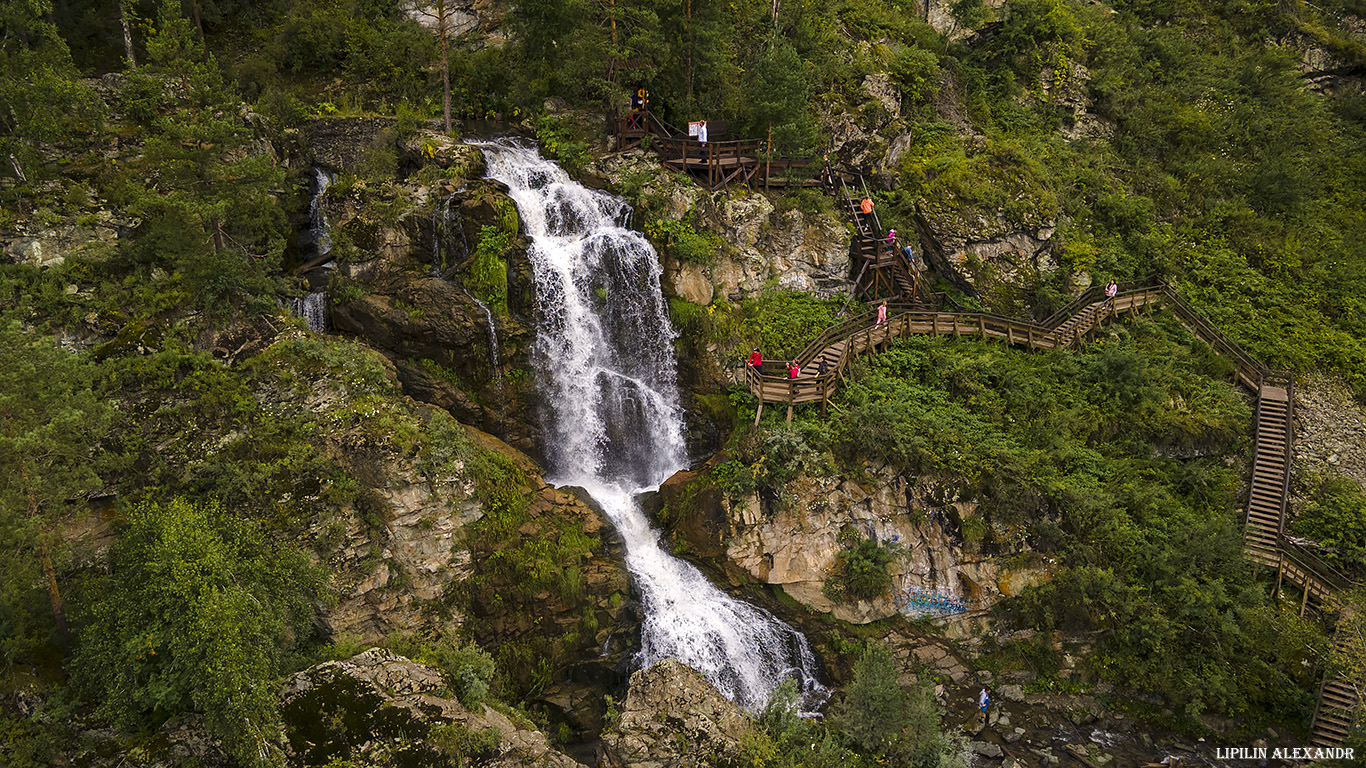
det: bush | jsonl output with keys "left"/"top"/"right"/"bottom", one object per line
{"left": 823, "top": 530, "right": 898, "bottom": 603}
{"left": 466, "top": 225, "right": 510, "bottom": 315}
{"left": 72, "top": 498, "right": 327, "bottom": 766}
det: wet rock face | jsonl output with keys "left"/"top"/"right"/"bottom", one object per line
{"left": 601, "top": 659, "right": 753, "bottom": 768}
{"left": 281, "top": 648, "right": 585, "bottom": 768}
{"left": 330, "top": 259, "right": 541, "bottom": 456}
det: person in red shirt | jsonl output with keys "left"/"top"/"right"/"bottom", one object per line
{"left": 788, "top": 360, "right": 801, "bottom": 396}
{"left": 749, "top": 348, "right": 762, "bottom": 372}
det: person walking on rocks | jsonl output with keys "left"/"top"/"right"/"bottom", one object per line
{"left": 979, "top": 685, "right": 991, "bottom": 724}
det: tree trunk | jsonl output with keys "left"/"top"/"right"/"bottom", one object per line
{"left": 192, "top": 2, "right": 210, "bottom": 63}
{"left": 439, "top": 3, "right": 451, "bottom": 133}
{"left": 40, "top": 543, "right": 68, "bottom": 637}
{"left": 26, "top": 488, "right": 67, "bottom": 638}
{"left": 119, "top": 0, "right": 137, "bottom": 70}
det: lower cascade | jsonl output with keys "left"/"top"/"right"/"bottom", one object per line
{"left": 473, "top": 138, "right": 826, "bottom": 712}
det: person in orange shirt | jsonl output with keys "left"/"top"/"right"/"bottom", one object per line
{"left": 860, "top": 197, "right": 874, "bottom": 215}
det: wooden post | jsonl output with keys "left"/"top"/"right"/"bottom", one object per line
{"left": 766, "top": 124, "right": 772, "bottom": 194}
{"left": 1274, "top": 556, "right": 1285, "bottom": 600}
{"left": 978, "top": 316, "right": 986, "bottom": 339}
{"left": 1301, "top": 574, "right": 1311, "bottom": 617}
{"left": 754, "top": 399, "right": 764, "bottom": 426}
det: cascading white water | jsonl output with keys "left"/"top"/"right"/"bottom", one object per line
{"left": 474, "top": 138, "right": 825, "bottom": 712}
{"left": 308, "top": 168, "right": 334, "bottom": 259}
{"left": 291, "top": 289, "right": 328, "bottom": 333}
{"left": 463, "top": 289, "right": 505, "bottom": 413}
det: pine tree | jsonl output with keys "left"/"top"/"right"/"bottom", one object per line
{"left": 124, "top": 0, "right": 286, "bottom": 311}
{"left": 0, "top": 321, "right": 113, "bottom": 646}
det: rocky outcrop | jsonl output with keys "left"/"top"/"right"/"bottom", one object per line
{"left": 330, "top": 257, "right": 541, "bottom": 454}
{"left": 662, "top": 463, "right": 1051, "bottom": 624}
{"left": 600, "top": 659, "right": 753, "bottom": 768}
{"left": 1, "top": 179, "right": 138, "bottom": 270}
{"left": 280, "top": 648, "right": 584, "bottom": 768}
{"left": 587, "top": 151, "right": 853, "bottom": 302}
{"left": 300, "top": 117, "right": 400, "bottom": 173}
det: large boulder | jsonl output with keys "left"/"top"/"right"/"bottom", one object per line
{"left": 601, "top": 659, "right": 753, "bottom": 768}
{"left": 280, "top": 648, "right": 585, "bottom": 768}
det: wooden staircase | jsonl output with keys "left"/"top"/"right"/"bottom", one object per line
{"left": 745, "top": 278, "right": 1362, "bottom": 743}
{"left": 1245, "top": 381, "right": 1291, "bottom": 567}
{"left": 1313, "top": 623, "right": 1360, "bottom": 748}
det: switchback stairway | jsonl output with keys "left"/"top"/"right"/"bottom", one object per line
{"left": 746, "top": 277, "right": 1361, "bottom": 744}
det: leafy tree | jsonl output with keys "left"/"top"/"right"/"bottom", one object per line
{"left": 72, "top": 498, "right": 327, "bottom": 766}
{"left": 745, "top": 38, "right": 819, "bottom": 156}
{"left": 0, "top": 321, "right": 113, "bottom": 650}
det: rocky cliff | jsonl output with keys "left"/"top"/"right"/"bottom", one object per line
{"left": 658, "top": 460, "right": 1050, "bottom": 625}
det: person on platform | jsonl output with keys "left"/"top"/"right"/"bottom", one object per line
{"left": 1105, "top": 279, "right": 1118, "bottom": 300}
{"left": 749, "top": 347, "right": 762, "bottom": 372}
{"left": 876, "top": 300, "right": 888, "bottom": 328}
{"left": 698, "top": 120, "right": 708, "bottom": 144}
{"left": 788, "top": 360, "right": 801, "bottom": 396}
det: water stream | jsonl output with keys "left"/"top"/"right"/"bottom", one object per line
{"left": 473, "top": 138, "right": 825, "bottom": 712}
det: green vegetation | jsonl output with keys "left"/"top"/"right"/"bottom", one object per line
{"left": 72, "top": 498, "right": 326, "bottom": 765}
{"left": 467, "top": 225, "right": 512, "bottom": 315}
{"left": 823, "top": 530, "right": 900, "bottom": 603}
{"left": 822, "top": 326, "right": 1318, "bottom": 733}
{"left": 1292, "top": 473, "right": 1366, "bottom": 576}
{"left": 736, "top": 646, "right": 968, "bottom": 767}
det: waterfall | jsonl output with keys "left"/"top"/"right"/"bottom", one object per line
{"left": 290, "top": 289, "right": 328, "bottom": 333}
{"left": 432, "top": 189, "right": 466, "bottom": 277}
{"left": 473, "top": 138, "right": 826, "bottom": 712}
{"left": 306, "top": 168, "right": 334, "bottom": 260}
{"left": 464, "top": 289, "right": 505, "bottom": 415}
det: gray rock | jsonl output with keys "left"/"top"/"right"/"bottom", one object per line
{"left": 971, "top": 741, "right": 1004, "bottom": 758}
{"left": 601, "top": 659, "right": 753, "bottom": 768}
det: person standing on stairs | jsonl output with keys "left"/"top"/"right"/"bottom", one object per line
{"left": 886, "top": 228, "right": 897, "bottom": 245}
{"left": 817, "top": 357, "right": 828, "bottom": 377}
{"left": 876, "top": 300, "right": 888, "bottom": 328}
{"left": 860, "top": 196, "right": 874, "bottom": 216}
